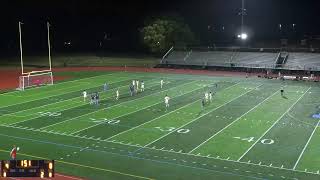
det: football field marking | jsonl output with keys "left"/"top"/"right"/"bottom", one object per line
{"left": 237, "top": 87, "right": 311, "bottom": 162}
{"left": 0, "top": 148, "right": 154, "bottom": 180}
{"left": 292, "top": 119, "right": 320, "bottom": 170}
{"left": 41, "top": 80, "right": 196, "bottom": 132}
{"left": 6, "top": 78, "right": 160, "bottom": 126}
{"left": 0, "top": 130, "right": 318, "bottom": 177}
{"left": 1, "top": 124, "right": 320, "bottom": 177}
{"left": 69, "top": 81, "right": 203, "bottom": 135}
{"left": 188, "top": 88, "right": 279, "bottom": 153}
{"left": 1, "top": 78, "right": 138, "bottom": 117}
{"left": 107, "top": 82, "right": 239, "bottom": 141}
{"left": 37, "top": 79, "right": 174, "bottom": 130}
{"left": 0, "top": 73, "right": 146, "bottom": 109}
{"left": 0, "top": 72, "right": 123, "bottom": 95}
{"left": 134, "top": 84, "right": 262, "bottom": 152}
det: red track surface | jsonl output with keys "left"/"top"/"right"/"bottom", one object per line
{"left": 0, "top": 66, "right": 254, "bottom": 91}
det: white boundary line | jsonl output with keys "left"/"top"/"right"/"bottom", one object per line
{"left": 237, "top": 87, "right": 311, "bottom": 161}
{"left": 106, "top": 82, "right": 240, "bottom": 141}
{"left": 40, "top": 81, "right": 196, "bottom": 131}
{"left": 293, "top": 119, "right": 320, "bottom": 170}
{"left": 189, "top": 87, "right": 280, "bottom": 153}
{"left": 0, "top": 72, "right": 122, "bottom": 95}
{"left": 70, "top": 81, "right": 203, "bottom": 135}
{"left": 138, "top": 84, "right": 262, "bottom": 149}
{"left": 0, "top": 73, "right": 139, "bottom": 109}
{"left": 0, "top": 78, "right": 136, "bottom": 117}
{"left": 0, "top": 125, "right": 319, "bottom": 176}
{"left": 5, "top": 79, "right": 160, "bottom": 126}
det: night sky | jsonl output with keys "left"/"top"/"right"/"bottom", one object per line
{"left": 0, "top": 0, "right": 319, "bottom": 55}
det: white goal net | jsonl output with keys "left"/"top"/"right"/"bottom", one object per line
{"left": 18, "top": 71, "right": 53, "bottom": 91}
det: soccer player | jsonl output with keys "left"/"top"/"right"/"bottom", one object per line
{"left": 103, "top": 83, "right": 108, "bottom": 92}
{"left": 96, "top": 92, "right": 100, "bottom": 106}
{"left": 280, "top": 87, "right": 284, "bottom": 97}
{"left": 136, "top": 80, "right": 139, "bottom": 92}
{"left": 93, "top": 93, "right": 97, "bottom": 105}
{"left": 164, "top": 95, "right": 170, "bottom": 110}
{"left": 129, "top": 84, "right": 134, "bottom": 96}
{"left": 141, "top": 81, "right": 145, "bottom": 92}
{"left": 161, "top": 79, "right": 164, "bottom": 89}
{"left": 82, "top": 90, "right": 87, "bottom": 102}
{"left": 201, "top": 98, "right": 205, "bottom": 110}
{"left": 10, "top": 145, "right": 17, "bottom": 160}
{"left": 132, "top": 80, "right": 136, "bottom": 93}
{"left": 209, "top": 92, "right": 213, "bottom": 102}
{"left": 205, "top": 92, "right": 209, "bottom": 102}
{"left": 90, "top": 93, "right": 94, "bottom": 105}
{"left": 116, "top": 89, "right": 119, "bottom": 100}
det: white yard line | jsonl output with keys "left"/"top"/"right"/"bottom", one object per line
{"left": 0, "top": 72, "right": 121, "bottom": 95}
{"left": 292, "top": 119, "right": 320, "bottom": 170}
{"left": 1, "top": 78, "right": 134, "bottom": 117}
{"left": 189, "top": 88, "right": 280, "bottom": 153}
{"left": 0, "top": 74, "right": 138, "bottom": 109}
{"left": 0, "top": 126, "right": 318, "bottom": 176}
{"left": 6, "top": 79, "right": 160, "bottom": 126}
{"left": 137, "top": 84, "right": 262, "bottom": 149}
{"left": 39, "top": 81, "right": 195, "bottom": 130}
{"left": 237, "top": 87, "right": 311, "bottom": 161}
{"left": 0, "top": 73, "right": 147, "bottom": 109}
{"left": 107, "top": 82, "right": 240, "bottom": 141}
{"left": 70, "top": 81, "right": 201, "bottom": 135}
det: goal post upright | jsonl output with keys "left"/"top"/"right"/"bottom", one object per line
{"left": 47, "top": 22, "right": 52, "bottom": 71}
{"left": 17, "top": 21, "right": 54, "bottom": 91}
{"left": 19, "top": 21, "right": 24, "bottom": 75}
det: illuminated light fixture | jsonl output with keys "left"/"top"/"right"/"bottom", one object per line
{"left": 240, "top": 33, "right": 248, "bottom": 40}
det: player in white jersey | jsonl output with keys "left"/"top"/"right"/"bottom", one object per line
{"left": 82, "top": 90, "right": 87, "bottom": 102}
{"left": 116, "top": 89, "right": 119, "bottom": 100}
{"left": 136, "top": 80, "right": 139, "bottom": 92}
{"left": 205, "top": 92, "right": 209, "bottom": 102}
{"left": 164, "top": 95, "right": 170, "bottom": 111}
{"left": 160, "top": 79, "right": 164, "bottom": 89}
{"left": 209, "top": 92, "right": 213, "bottom": 102}
{"left": 141, "top": 81, "right": 145, "bottom": 92}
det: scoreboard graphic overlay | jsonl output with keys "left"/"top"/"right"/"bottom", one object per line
{"left": 0, "top": 160, "right": 54, "bottom": 178}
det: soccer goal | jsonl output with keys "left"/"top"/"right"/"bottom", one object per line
{"left": 18, "top": 71, "right": 53, "bottom": 90}
{"left": 17, "top": 22, "right": 53, "bottom": 91}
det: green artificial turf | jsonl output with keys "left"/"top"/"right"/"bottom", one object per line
{"left": 0, "top": 70, "right": 320, "bottom": 180}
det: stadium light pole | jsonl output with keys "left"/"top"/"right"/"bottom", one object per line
{"left": 238, "top": 0, "right": 247, "bottom": 41}
{"left": 47, "top": 22, "right": 52, "bottom": 71}
{"left": 18, "top": 21, "right": 24, "bottom": 75}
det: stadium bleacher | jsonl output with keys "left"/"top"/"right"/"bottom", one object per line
{"left": 233, "top": 52, "right": 278, "bottom": 67}
{"left": 162, "top": 48, "right": 320, "bottom": 71}
{"left": 285, "top": 53, "right": 320, "bottom": 70}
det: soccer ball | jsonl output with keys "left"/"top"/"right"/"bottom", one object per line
{"left": 17, "top": 147, "right": 20, "bottom": 151}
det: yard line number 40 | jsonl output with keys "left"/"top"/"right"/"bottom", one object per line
{"left": 233, "top": 136, "right": 274, "bottom": 145}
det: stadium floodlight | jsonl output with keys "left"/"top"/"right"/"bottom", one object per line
{"left": 240, "top": 33, "right": 248, "bottom": 40}
{"left": 237, "top": 33, "right": 248, "bottom": 40}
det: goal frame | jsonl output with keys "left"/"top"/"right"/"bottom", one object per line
{"left": 17, "top": 22, "right": 53, "bottom": 91}
{"left": 18, "top": 71, "right": 53, "bottom": 91}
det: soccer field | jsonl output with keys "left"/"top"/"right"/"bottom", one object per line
{"left": 1, "top": 70, "right": 320, "bottom": 180}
